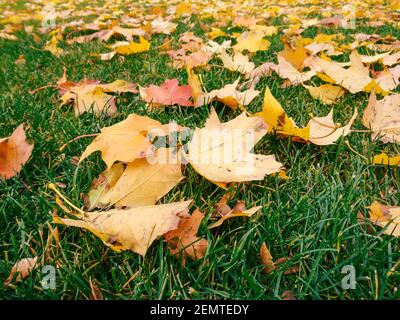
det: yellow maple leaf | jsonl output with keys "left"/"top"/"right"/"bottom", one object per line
{"left": 371, "top": 153, "right": 400, "bottom": 166}
{"left": 113, "top": 36, "right": 150, "bottom": 55}
{"left": 256, "top": 87, "right": 310, "bottom": 141}
{"left": 233, "top": 31, "right": 270, "bottom": 53}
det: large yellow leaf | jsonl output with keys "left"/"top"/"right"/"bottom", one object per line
{"left": 186, "top": 108, "right": 283, "bottom": 184}
{"left": 54, "top": 200, "right": 192, "bottom": 256}
{"left": 308, "top": 51, "right": 375, "bottom": 94}
{"left": 362, "top": 91, "right": 400, "bottom": 144}
{"left": 233, "top": 31, "right": 270, "bottom": 53}
{"left": 308, "top": 109, "right": 358, "bottom": 145}
{"left": 87, "top": 148, "right": 184, "bottom": 210}
{"left": 79, "top": 114, "right": 179, "bottom": 169}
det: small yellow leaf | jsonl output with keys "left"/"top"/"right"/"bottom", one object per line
{"left": 114, "top": 36, "right": 150, "bottom": 55}
{"left": 303, "top": 84, "right": 345, "bottom": 105}
{"left": 371, "top": 153, "right": 400, "bottom": 166}
{"left": 209, "top": 205, "right": 262, "bottom": 228}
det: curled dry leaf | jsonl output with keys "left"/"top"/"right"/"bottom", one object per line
{"left": 139, "top": 79, "right": 193, "bottom": 107}
{"left": 186, "top": 108, "right": 283, "bottom": 185}
{"left": 0, "top": 125, "right": 34, "bottom": 179}
{"left": 209, "top": 204, "right": 262, "bottom": 228}
{"left": 59, "top": 73, "right": 138, "bottom": 117}
{"left": 53, "top": 200, "right": 192, "bottom": 256}
{"left": 362, "top": 91, "right": 400, "bottom": 144}
{"left": 280, "top": 42, "right": 309, "bottom": 71}
{"left": 4, "top": 257, "right": 38, "bottom": 287}
{"left": 308, "top": 109, "right": 358, "bottom": 146}
{"left": 367, "top": 201, "right": 400, "bottom": 237}
{"left": 89, "top": 279, "right": 104, "bottom": 300}
{"left": 256, "top": 86, "right": 310, "bottom": 141}
{"left": 87, "top": 148, "right": 184, "bottom": 210}
{"left": 187, "top": 67, "right": 203, "bottom": 106}
{"left": 196, "top": 79, "right": 259, "bottom": 109}
{"left": 79, "top": 114, "right": 181, "bottom": 169}
{"left": 273, "top": 55, "right": 316, "bottom": 86}
{"left": 242, "top": 62, "right": 276, "bottom": 89}
{"left": 164, "top": 209, "right": 208, "bottom": 263}
{"left": 260, "top": 242, "right": 275, "bottom": 273}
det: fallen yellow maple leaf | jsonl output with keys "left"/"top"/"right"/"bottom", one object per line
{"left": 51, "top": 186, "right": 192, "bottom": 256}
{"left": 371, "top": 152, "right": 400, "bottom": 166}
{"left": 208, "top": 27, "right": 227, "bottom": 40}
{"left": 87, "top": 148, "right": 184, "bottom": 210}
{"left": 219, "top": 50, "right": 255, "bottom": 75}
{"left": 61, "top": 86, "right": 116, "bottom": 117}
{"left": 273, "top": 55, "right": 316, "bottom": 85}
{"left": 362, "top": 91, "right": 400, "bottom": 144}
{"left": 113, "top": 36, "right": 150, "bottom": 55}
{"left": 79, "top": 114, "right": 181, "bottom": 169}
{"left": 186, "top": 108, "right": 283, "bottom": 185}
{"left": 308, "top": 109, "right": 358, "bottom": 145}
{"left": 303, "top": 84, "right": 345, "bottom": 105}
{"left": 233, "top": 31, "right": 270, "bottom": 53}
{"left": 209, "top": 204, "right": 262, "bottom": 228}
{"left": 257, "top": 86, "right": 357, "bottom": 145}
{"left": 308, "top": 51, "right": 386, "bottom": 94}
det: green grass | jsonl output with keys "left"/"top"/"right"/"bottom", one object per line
{"left": 0, "top": 15, "right": 399, "bottom": 300}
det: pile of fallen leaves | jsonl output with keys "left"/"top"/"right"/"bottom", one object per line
{"left": 1, "top": 0, "right": 400, "bottom": 291}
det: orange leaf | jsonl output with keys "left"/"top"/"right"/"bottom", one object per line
{"left": 0, "top": 125, "right": 34, "bottom": 179}
{"left": 139, "top": 79, "right": 193, "bottom": 107}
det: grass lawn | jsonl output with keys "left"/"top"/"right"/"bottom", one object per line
{"left": 0, "top": 1, "right": 399, "bottom": 300}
